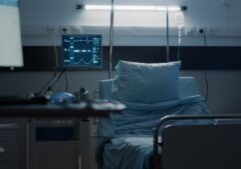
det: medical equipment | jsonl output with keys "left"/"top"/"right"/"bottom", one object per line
{"left": 49, "top": 92, "right": 77, "bottom": 104}
{"left": 61, "top": 34, "right": 102, "bottom": 69}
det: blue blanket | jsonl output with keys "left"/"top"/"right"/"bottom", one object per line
{"left": 101, "top": 95, "right": 213, "bottom": 169}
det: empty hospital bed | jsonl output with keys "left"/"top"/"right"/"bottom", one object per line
{"left": 96, "top": 61, "right": 241, "bottom": 169}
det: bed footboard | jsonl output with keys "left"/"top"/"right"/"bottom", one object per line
{"left": 153, "top": 114, "right": 241, "bottom": 169}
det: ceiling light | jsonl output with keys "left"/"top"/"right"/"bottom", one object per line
{"left": 82, "top": 5, "right": 186, "bottom": 12}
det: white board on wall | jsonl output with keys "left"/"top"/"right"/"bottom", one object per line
{"left": 0, "top": 0, "right": 23, "bottom": 67}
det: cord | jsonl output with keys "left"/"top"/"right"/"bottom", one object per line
{"left": 47, "top": 69, "right": 66, "bottom": 93}
{"left": 223, "top": 1, "right": 230, "bottom": 27}
{"left": 177, "top": 26, "right": 183, "bottom": 61}
{"left": 38, "top": 70, "right": 58, "bottom": 95}
{"left": 200, "top": 29, "right": 209, "bottom": 103}
{"left": 38, "top": 29, "right": 60, "bottom": 95}
{"left": 64, "top": 70, "right": 69, "bottom": 92}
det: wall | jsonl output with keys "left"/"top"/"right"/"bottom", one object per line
{"left": 1, "top": 0, "right": 241, "bottom": 114}
{"left": 19, "top": 0, "right": 241, "bottom": 46}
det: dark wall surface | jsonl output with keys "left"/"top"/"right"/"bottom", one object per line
{"left": 1, "top": 46, "right": 241, "bottom": 71}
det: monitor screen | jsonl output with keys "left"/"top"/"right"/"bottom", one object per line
{"left": 0, "top": 0, "right": 23, "bottom": 67}
{"left": 62, "top": 34, "right": 102, "bottom": 69}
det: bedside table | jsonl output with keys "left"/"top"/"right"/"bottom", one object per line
{"left": 0, "top": 123, "right": 21, "bottom": 169}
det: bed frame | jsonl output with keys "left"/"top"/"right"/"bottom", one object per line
{"left": 98, "top": 77, "right": 241, "bottom": 169}
{"left": 153, "top": 114, "right": 241, "bottom": 169}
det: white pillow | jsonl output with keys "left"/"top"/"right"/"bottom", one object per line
{"left": 112, "top": 60, "right": 181, "bottom": 103}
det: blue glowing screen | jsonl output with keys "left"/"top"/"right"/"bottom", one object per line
{"left": 62, "top": 34, "right": 102, "bottom": 68}
{"left": 0, "top": 0, "right": 18, "bottom": 7}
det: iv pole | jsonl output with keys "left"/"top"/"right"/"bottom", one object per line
{"left": 108, "top": 0, "right": 115, "bottom": 79}
{"left": 166, "top": 7, "right": 170, "bottom": 62}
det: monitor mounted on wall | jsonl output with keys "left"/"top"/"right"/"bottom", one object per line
{"left": 61, "top": 34, "right": 102, "bottom": 69}
{"left": 0, "top": 0, "right": 23, "bottom": 68}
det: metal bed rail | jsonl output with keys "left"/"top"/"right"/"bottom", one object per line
{"left": 153, "top": 114, "right": 241, "bottom": 169}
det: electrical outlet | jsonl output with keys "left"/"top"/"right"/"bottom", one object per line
{"left": 46, "top": 26, "right": 56, "bottom": 34}
{"left": 207, "top": 28, "right": 217, "bottom": 36}
{"left": 70, "top": 26, "right": 79, "bottom": 34}
{"left": 185, "top": 27, "right": 198, "bottom": 36}
{"left": 58, "top": 25, "right": 69, "bottom": 34}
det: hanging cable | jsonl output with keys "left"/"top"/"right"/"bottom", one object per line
{"left": 64, "top": 70, "right": 69, "bottom": 92}
{"left": 38, "top": 30, "right": 60, "bottom": 95}
{"left": 204, "top": 33, "right": 209, "bottom": 104}
{"left": 53, "top": 33, "right": 60, "bottom": 69}
{"left": 176, "top": 8, "right": 186, "bottom": 61}
{"left": 108, "top": 0, "right": 115, "bottom": 79}
{"left": 38, "top": 70, "right": 58, "bottom": 95}
{"left": 177, "top": 25, "right": 183, "bottom": 61}
{"left": 46, "top": 69, "right": 66, "bottom": 93}
{"left": 199, "top": 29, "right": 209, "bottom": 103}
{"left": 221, "top": 0, "right": 230, "bottom": 27}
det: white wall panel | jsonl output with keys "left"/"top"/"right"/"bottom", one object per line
{"left": 19, "top": 0, "right": 241, "bottom": 46}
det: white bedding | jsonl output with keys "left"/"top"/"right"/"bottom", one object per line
{"left": 99, "top": 95, "right": 213, "bottom": 169}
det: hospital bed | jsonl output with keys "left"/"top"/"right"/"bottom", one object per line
{"left": 96, "top": 61, "right": 241, "bottom": 169}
